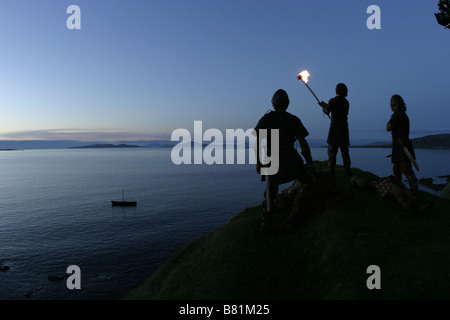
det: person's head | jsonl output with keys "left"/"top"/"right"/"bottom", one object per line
{"left": 271, "top": 89, "right": 290, "bottom": 110}
{"left": 335, "top": 83, "right": 348, "bottom": 97}
{"left": 390, "top": 94, "right": 407, "bottom": 112}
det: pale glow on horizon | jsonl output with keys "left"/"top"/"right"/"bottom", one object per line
{"left": 0, "top": 129, "right": 171, "bottom": 142}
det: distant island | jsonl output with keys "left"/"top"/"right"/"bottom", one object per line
{"left": 0, "top": 134, "right": 448, "bottom": 150}
{"left": 69, "top": 144, "right": 144, "bottom": 149}
{"left": 354, "top": 134, "right": 450, "bottom": 149}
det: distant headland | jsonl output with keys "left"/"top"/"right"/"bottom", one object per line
{"left": 353, "top": 134, "right": 450, "bottom": 149}
{"left": 69, "top": 144, "right": 143, "bottom": 149}
{"left": 0, "top": 134, "right": 448, "bottom": 150}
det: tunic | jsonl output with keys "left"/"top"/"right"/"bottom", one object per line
{"left": 387, "top": 111, "right": 415, "bottom": 162}
{"left": 326, "top": 96, "right": 350, "bottom": 146}
{"left": 254, "top": 110, "right": 309, "bottom": 185}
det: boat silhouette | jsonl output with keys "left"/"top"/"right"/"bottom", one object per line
{"left": 112, "top": 189, "right": 137, "bottom": 207}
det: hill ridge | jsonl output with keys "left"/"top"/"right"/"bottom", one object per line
{"left": 125, "top": 162, "right": 450, "bottom": 300}
{"left": 355, "top": 133, "right": 450, "bottom": 149}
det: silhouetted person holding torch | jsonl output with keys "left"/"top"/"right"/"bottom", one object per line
{"left": 386, "top": 94, "right": 419, "bottom": 195}
{"left": 318, "top": 83, "right": 352, "bottom": 177}
{"left": 254, "top": 89, "right": 315, "bottom": 232}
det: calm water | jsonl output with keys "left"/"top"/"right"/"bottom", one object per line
{"left": 0, "top": 147, "right": 448, "bottom": 300}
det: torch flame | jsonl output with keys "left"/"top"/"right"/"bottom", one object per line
{"left": 298, "top": 70, "right": 310, "bottom": 83}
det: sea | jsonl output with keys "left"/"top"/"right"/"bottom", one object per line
{"left": 0, "top": 146, "right": 449, "bottom": 300}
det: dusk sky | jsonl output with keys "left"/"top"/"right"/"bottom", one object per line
{"left": 0, "top": 0, "right": 449, "bottom": 143}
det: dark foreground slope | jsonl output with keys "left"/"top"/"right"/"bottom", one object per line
{"left": 126, "top": 162, "right": 450, "bottom": 300}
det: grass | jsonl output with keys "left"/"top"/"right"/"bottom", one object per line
{"left": 125, "top": 161, "right": 450, "bottom": 300}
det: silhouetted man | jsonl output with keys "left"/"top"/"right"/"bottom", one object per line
{"left": 386, "top": 94, "right": 418, "bottom": 195}
{"left": 319, "top": 83, "right": 352, "bottom": 177}
{"left": 254, "top": 89, "right": 314, "bottom": 231}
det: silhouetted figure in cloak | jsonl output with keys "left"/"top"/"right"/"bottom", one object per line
{"left": 254, "top": 89, "right": 314, "bottom": 231}
{"left": 386, "top": 94, "right": 418, "bottom": 195}
{"left": 319, "top": 83, "right": 352, "bottom": 177}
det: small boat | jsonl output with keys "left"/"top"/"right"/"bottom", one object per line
{"left": 112, "top": 189, "right": 137, "bottom": 207}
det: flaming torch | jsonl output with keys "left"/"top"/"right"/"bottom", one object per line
{"left": 297, "top": 70, "right": 330, "bottom": 119}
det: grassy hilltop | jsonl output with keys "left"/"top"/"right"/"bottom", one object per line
{"left": 126, "top": 161, "right": 450, "bottom": 300}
